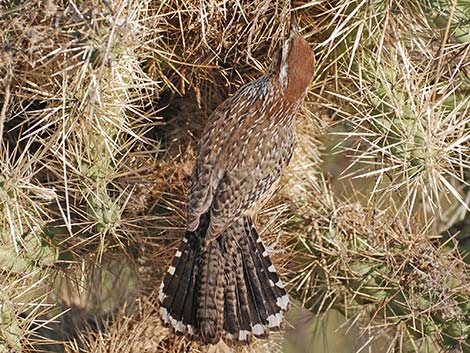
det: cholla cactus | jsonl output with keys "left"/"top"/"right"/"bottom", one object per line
{"left": 1, "top": 0, "right": 470, "bottom": 352}
{"left": 286, "top": 0, "right": 470, "bottom": 352}
{"left": 287, "top": 176, "right": 470, "bottom": 352}
{"left": 1, "top": 0, "right": 157, "bottom": 351}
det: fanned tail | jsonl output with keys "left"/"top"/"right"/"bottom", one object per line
{"left": 159, "top": 215, "right": 289, "bottom": 345}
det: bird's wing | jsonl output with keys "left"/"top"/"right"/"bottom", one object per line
{"left": 187, "top": 75, "right": 293, "bottom": 239}
{"left": 206, "top": 123, "right": 294, "bottom": 239}
{"left": 186, "top": 88, "right": 251, "bottom": 232}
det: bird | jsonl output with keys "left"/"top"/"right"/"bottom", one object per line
{"left": 159, "top": 13, "right": 314, "bottom": 345}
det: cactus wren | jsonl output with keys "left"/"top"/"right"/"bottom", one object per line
{"left": 159, "top": 14, "right": 314, "bottom": 345}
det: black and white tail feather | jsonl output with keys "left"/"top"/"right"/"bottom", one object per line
{"left": 159, "top": 214, "right": 289, "bottom": 345}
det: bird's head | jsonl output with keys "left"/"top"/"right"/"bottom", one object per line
{"left": 270, "top": 14, "right": 314, "bottom": 102}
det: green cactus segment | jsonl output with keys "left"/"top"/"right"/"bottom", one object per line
{"left": 0, "top": 236, "right": 58, "bottom": 274}
{"left": 79, "top": 133, "right": 122, "bottom": 236}
{"left": 426, "top": 0, "right": 470, "bottom": 43}
{"left": 0, "top": 178, "right": 58, "bottom": 347}
{"left": 0, "top": 304, "right": 22, "bottom": 352}
{"left": 65, "top": 23, "right": 151, "bottom": 244}
{"left": 0, "top": 174, "right": 59, "bottom": 274}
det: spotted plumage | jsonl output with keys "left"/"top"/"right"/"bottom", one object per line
{"left": 159, "top": 15, "right": 314, "bottom": 345}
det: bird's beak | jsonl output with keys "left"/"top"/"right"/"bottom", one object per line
{"left": 290, "top": 12, "right": 299, "bottom": 34}
{"left": 278, "top": 12, "right": 299, "bottom": 89}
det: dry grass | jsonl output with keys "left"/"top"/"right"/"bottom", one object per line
{"left": 1, "top": 0, "right": 470, "bottom": 352}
